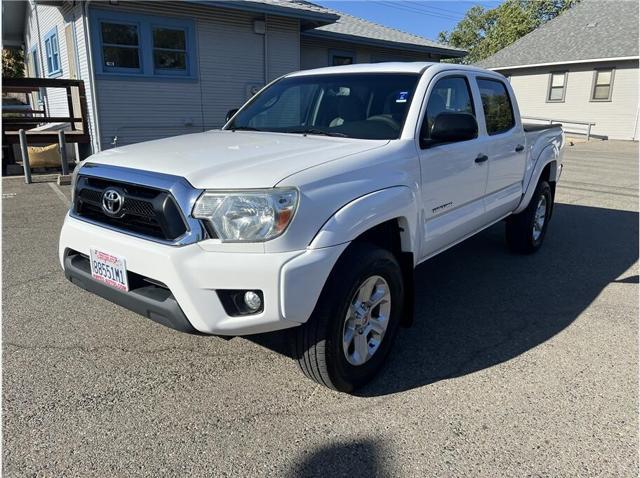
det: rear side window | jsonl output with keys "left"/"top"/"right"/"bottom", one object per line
{"left": 476, "top": 78, "right": 515, "bottom": 135}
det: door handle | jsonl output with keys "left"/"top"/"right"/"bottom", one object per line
{"left": 475, "top": 154, "right": 489, "bottom": 163}
{"left": 515, "top": 144, "right": 524, "bottom": 152}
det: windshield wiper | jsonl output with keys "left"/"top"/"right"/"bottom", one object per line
{"left": 286, "top": 128, "right": 347, "bottom": 138}
{"left": 230, "top": 126, "right": 262, "bottom": 132}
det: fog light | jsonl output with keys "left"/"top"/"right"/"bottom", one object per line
{"left": 244, "top": 291, "right": 262, "bottom": 312}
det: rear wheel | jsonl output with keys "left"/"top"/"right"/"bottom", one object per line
{"left": 293, "top": 243, "right": 404, "bottom": 392}
{"left": 505, "top": 180, "right": 553, "bottom": 254}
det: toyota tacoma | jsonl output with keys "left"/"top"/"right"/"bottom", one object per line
{"left": 59, "top": 62, "right": 564, "bottom": 392}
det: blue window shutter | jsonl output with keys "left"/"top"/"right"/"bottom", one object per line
{"left": 44, "top": 27, "right": 62, "bottom": 77}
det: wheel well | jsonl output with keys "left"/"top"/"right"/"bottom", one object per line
{"left": 540, "top": 162, "right": 557, "bottom": 216}
{"left": 352, "top": 219, "right": 415, "bottom": 327}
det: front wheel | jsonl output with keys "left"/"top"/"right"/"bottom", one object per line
{"left": 293, "top": 243, "right": 404, "bottom": 393}
{"left": 505, "top": 180, "right": 553, "bottom": 254}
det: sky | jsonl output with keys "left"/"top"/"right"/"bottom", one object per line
{"left": 314, "top": 1, "right": 502, "bottom": 41}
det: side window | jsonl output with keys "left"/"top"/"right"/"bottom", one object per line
{"left": 44, "top": 28, "right": 61, "bottom": 77}
{"left": 591, "top": 69, "right": 614, "bottom": 101}
{"left": 547, "top": 72, "right": 567, "bottom": 102}
{"left": 152, "top": 26, "right": 188, "bottom": 74}
{"left": 477, "top": 78, "right": 515, "bottom": 135}
{"left": 330, "top": 50, "right": 355, "bottom": 66}
{"left": 100, "top": 22, "right": 141, "bottom": 71}
{"left": 421, "top": 76, "right": 475, "bottom": 144}
{"left": 92, "top": 12, "right": 197, "bottom": 79}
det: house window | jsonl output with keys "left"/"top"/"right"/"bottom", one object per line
{"left": 153, "top": 27, "right": 187, "bottom": 72}
{"left": 91, "top": 10, "right": 197, "bottom": 79}
{"left": 100, "top": 22, "right": 141, "bottom": 70}
{"left": 547, "top": 72, "right": 567, "bottom": 102}
{"left": 591, "top": 69, "right": 615, "bottom": 101}
{"left": 44, "top": 28, "right": 61, "bottom": 77}
{"left": 329, "top": 49, "right": 355, "bottom": 66}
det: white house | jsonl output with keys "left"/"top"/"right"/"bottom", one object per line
{"left": 478, "top": 0, "right": 639, "bottom": 141}
{"left": 2, "top": 0, "right": 465, "bottom": 154}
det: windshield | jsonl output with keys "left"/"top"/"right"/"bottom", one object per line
{"left": 226, "top": 73, "right": 421, "bottom": 140}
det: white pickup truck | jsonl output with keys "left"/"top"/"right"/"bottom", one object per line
{"left": 59, "top": 62, "right": 563, "bottom": 392}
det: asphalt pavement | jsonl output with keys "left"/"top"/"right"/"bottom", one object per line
{"left": 2, "top": 140, "right": 638, "bottom": 477}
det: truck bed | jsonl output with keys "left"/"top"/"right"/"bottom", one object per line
{"left": 523, "top": 123, "right": 562, "bottom": 133}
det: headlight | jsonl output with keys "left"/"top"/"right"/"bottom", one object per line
{"left": 192, "top": 188, "right": 298, "bottom": 242}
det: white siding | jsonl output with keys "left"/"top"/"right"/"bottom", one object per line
{"left": 89, "top": 2, "right": 300, "bottom": 148}
{"left": 24, "top": 3, "right": 69, "bottom": 116}
{"left": 23, "top": 2, "right": 99, "bottom": 153}
{"left": 504, "top": 60, "right": 639, "bottom": 140}
{"left": 300, "top": 37, "right": 437, "bottom": 70}
{"left": 266, "top": 16, "right": 300, "bottom": 80}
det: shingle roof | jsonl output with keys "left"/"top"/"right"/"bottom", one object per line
{"left": 214, "top": 0, "right": 467, "bottom": 58}
{"left": 304, "top": 9, "right": 467, "bottom": 57}
{"left": 208, "top": 0, "right": 339, "bottom": 24}
{"left": 478, "top": 0, "right": 639, "bottom": 69}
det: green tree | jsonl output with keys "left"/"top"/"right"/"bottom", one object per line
{"left": 438, "top": 0, "right": 578, "bottom": 64}
{"left": 2, "top": 48, "right": 25, "bottom": 78}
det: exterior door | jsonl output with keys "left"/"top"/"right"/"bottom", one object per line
{"left": 417, "top": 73, "right": 491, "bottom": 259}
{"left": 475, "top": 77, "right": 526, "bottom": 221}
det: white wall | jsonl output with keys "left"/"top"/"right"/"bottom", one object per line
{"left": 24, "top": 3, "right": 70, "bottom": 116}
{"left": 23, "top": 2, "right": 98, "bottom": 154}
{"left": 502, "top": 60, "right": 639, "bottom": 140}
{"left": 88, "top": 2, "right": 300, "bottom": 148}
{"left": 300, "top": 37, "right": 438, "bottom": 71}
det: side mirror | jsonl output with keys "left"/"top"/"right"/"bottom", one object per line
{"left": 425, "top": 112, "right": 478, "bottom": 147}
{"left": 225, "top": 108, "right": 239, "bottom": 123}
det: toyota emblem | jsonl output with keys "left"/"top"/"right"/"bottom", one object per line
{"left": 102, "top": 189, "right": 124, "bottom": 216}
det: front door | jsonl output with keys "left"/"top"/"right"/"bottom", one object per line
{"left": 417, "top": 73, "right": 491, "bottom": 259}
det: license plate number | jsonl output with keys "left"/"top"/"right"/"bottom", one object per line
{"left": 89, "top": 248, "right": 129, "bottom": 292}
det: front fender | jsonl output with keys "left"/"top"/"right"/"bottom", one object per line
{"left": 308, "top": 186, "right": 420, "bottom": 255}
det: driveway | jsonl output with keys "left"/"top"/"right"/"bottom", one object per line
{"left": 3, "top": 140, "right": 638, "bottom": 477}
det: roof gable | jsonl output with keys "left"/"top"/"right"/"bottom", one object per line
{"left": 478, "top": 0, "right": 639, "bottom": 69}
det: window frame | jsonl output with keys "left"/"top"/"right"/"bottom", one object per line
{"left": 151, "top": 24, "right": 189, "bottom": 76}
{"left": 418, "top": 74, "right": 478, "bottom": 150}
{"left": 28, "top": 44, "right": 40, "bottom": 77}
{"left": 44, "top": 27, "right": 62, "bottom": 78}
{"left": 476, "top": 76, "right": 516, "bottom": 136}
{"left": 329, "top": 49, "right": 356, "bottom": 66}
{"left": 590, "top": 68, "right": 615, "bottom": 102}
{"left": 546, "top": 71, "right": 567, "bottom": 103}
{"left": 90, "top": 9, "right": 197, "bottom": 80}
{"left": 99, "top": 19, "right": 143, "bottom": 74}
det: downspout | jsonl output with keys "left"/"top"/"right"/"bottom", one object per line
{"left": 633, "top": 103, "right": 640, "bottom": 141}
{"left": 263, "top": 14, "right": 269, "bottom": 84}
{"left": 82, "top": 0, "right": 102, "bottom": 153}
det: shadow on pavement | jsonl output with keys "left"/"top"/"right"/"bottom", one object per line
{"left": 250, "top": 204, "right": 638, "bottom": 396}
{"left": 284, "top": 438, "right": 390, "bottom": 478}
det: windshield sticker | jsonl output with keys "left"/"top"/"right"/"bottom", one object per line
{"left": 396, "top": 91, "right": 409, "bottom": 103}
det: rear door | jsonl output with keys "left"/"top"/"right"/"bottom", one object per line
{"left": 474, "top": 77, "right": 526, "bottom": 221}
{"left": 416, "top": 72, "right": 491, "bottom": 259}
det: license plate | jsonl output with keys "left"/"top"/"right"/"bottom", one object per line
{"left": 89, "top": 248, "right": 129, "bottom": 292}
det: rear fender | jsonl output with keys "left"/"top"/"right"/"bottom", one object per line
{"left": 514, "top": 143, "right": 560, "bottom": 214}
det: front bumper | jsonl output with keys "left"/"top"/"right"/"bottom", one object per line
{"left": 59, "top": 214, "right": 347, "bottom": 335}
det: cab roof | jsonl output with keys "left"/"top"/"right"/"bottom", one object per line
{"left": 286, "top": 62, "right": 496, "bottom": 77}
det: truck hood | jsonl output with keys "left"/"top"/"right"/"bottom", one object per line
{"left": 87, "top": 130, "right": 388, "bottom": 189}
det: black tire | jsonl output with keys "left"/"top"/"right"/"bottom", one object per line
{"left": 293, "top": 242, "right": 404, "bottom": 393}
{"left": 506, "top": 180, "right": 553, "bottom": 254}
